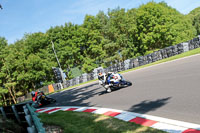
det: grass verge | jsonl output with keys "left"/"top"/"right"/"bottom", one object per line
{"left": 39, "top": 111, "right": 166, "bottom": 133}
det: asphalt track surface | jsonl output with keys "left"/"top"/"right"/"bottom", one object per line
{"left": 47, "top": 54, "right": 200, "bottom": 124}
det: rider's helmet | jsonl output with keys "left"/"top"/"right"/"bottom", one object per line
{"left": 98, "top": 72, "right": 102, "bottom": 76}
{"left": 38, "top": 90, "right": 44, "bottom": 95}
{"left": 98, "top": 72, "right": 103, "bottom": 80}
{"left": 31, "top": 91, "right": 35, "bottom": 97}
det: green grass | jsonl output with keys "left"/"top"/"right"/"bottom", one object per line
{"left": 39, "top": 111, "right": 166, "bottom": 133}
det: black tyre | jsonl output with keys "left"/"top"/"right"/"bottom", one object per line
{"left": 125, "top": 81, "right": 132, "bottom": 86}
{"left": 46, "top": 97, "right": 56, "bottom": 103}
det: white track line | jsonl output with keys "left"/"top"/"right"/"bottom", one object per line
{"left": 151, "top": 122, "right": 188, "bottom": 133}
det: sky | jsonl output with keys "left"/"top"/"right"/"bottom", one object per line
{"left": 0, "top": 0, "right": 200, "bottom": 44}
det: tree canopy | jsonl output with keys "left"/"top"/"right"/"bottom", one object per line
{"left": 187, "top": 7, "right": 200, "bottom": 35}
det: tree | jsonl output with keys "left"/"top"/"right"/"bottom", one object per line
{"left": 134, "top": 2, "right": 196, "bottom": 55}
{"left": 0, "top": 87, "right": 8, "bottom": 106}
{"left": 0, "top": 45, "right": 18, "bottom": 104}
{"left": 0, "top": 37, "right": 7, "bottom": 48}
{"left": 23, "top": 32, "right": 49, "bottom": 54}
{"left": 82, "top": 15, "right": 106, "bottom": 69}
{"left": 0, "top": 37, "right": 8, "bottom": 105}
{"left": 82, "top": 57, "right": 97, "bottom": 73}
{"left": 0, "top": 35, "right": 55, "bottom": 105}
{"left": 97, "top": 8, "right": 137, "bottom": 65}
{"left": 187, "top": 7, "right": 200, "bottom": 35}
{"left": 47, "top": 23, "right": 84, "bottom": 75}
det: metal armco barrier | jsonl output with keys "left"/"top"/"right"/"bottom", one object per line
{"left": 0, "top": 107, "right": 7, "bottom": 119}
{"left": 0, "top": 103, "right": 28, "bottom": 130}
{"left": 24, "top": 104, "right": 45, "bottom": 133}
{"left": 0, "top": 103, "right": 45, "bottom": 133}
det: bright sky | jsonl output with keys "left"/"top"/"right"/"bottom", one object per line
{"left": 0, "top": 0, "right": 200, "bottom": 44}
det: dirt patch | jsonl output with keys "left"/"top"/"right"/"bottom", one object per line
{"left": 44, "top": 125, "right": 63, "bottom": 133}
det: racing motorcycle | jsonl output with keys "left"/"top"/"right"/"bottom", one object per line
{"left": 32, "top": 91, "right": 56, "bottom": 108}
{"left": 98, "top": 72, "right": 132, "bottom": 93}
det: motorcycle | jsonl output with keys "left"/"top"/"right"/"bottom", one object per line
{"left": 32, "top": 92, "right": 56, "bottom": 108}
{"left": 98, "top": 72, "right": 132, "bottom": 93}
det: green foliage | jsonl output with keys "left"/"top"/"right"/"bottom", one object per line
{"left": 24, "top": 32, "right": 49, "bottom": 54}
{"left": 0, "top": 37, "right": 8, "bottom": 49}
{"left": 187, "top": 7, "right": 200, "bottom": 35}
{"left": 0, "top": 87, "right": 8, "bottom": 94}
{"left": 134, "top": 2, "right": 196, "bottom": 55}
{"left": 102, "top": 8, "right": 137, "bottom": 62}
{"left": 82, "top": 57, "right": 97, "bottom": 73}
{"left": 71, "top": 67, "right": 83, "bottom": 78}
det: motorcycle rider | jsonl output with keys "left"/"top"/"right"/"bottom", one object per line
{"left": 98, "top": 72, "right": 123, "bottom": 92}
{"left": 98, "top": 72, "right": 122, "bottom": 86}
{"left": 31, "top": 91, "right": 44, "bottom": 106}
{"left": 98, "top": 72, "right": 106, "bottom": 84}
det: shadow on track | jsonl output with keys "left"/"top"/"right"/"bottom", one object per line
{"left": 127, "top": 97, "right": 171, "bottom": 114}
{"left": 44, "top": 82, "right": 103, "bottom": 107}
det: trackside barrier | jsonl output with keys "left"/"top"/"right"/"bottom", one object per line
{"left": 23, "top": 104, "right": 45, "bottom": 133}
{"left": 0, "top": 104, "right": 28, "bottom": 131}
{"left": 0, "top": 103, "right": 45, "bottom": 133}
{"left": 11, "top": 105, "right": 21, "bottom": 123}
{"left": 0, "top": 107, "right": 7, "bottom": 119}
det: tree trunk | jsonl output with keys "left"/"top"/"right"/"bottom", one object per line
{"left": 3, "top": 94, "right": 7, "bottom": 106}
{"left": 32, "top": 82, "right": 35, "bottom": 90}
{"left": 8, "top": 87, "right": 16, "bottom": 104}
{"left": 2, "top": 94, "right": 7, "bottom": 106}
{"left": 12, "top": 86, "right": 17, "bottom": 100}
{"left": 12, "top": 86, "right": 18, "bottom": 103}
{"left": 9, "top": 96, "right": 12, "bottom": 105}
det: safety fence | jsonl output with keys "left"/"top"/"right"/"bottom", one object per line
{"left": 0, "top": 103, "right": 45, "bottom": 133}
{"left": 24, "top": 104, "right": 45, "bottom": 133}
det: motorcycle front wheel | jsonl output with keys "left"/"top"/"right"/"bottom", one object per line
{"left": 46, "top": 97, "right": 56, "bottom": 103}
{"left": 124, "top": 80, "right": 132, "bottom": 86}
